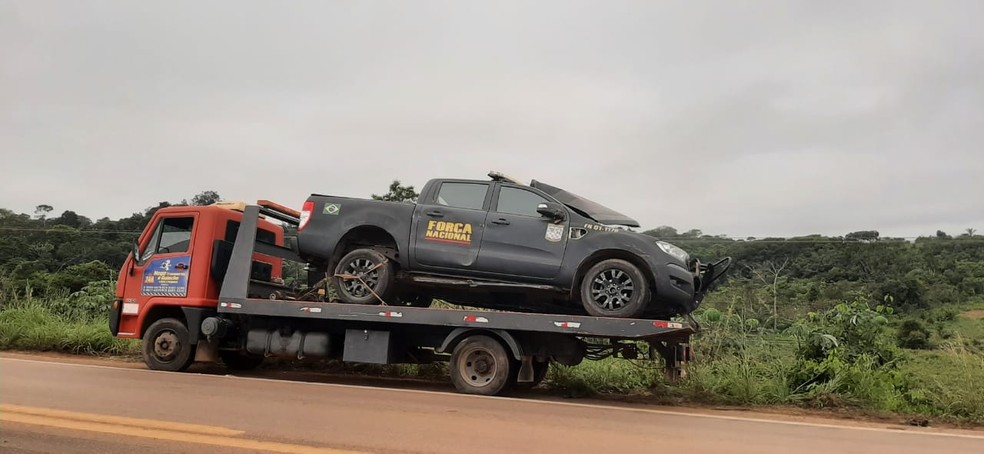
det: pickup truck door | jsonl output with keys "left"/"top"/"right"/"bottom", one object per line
{"left": 475, "top": 185, "right": 568, "bottom": 280}
{"left": 411, "top": 181, "right": 491, "bottom": 271}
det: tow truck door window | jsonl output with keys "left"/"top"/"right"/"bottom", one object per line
{"left": 140, "top": 217, "right": 194, "bottom": 260}
{"left": 156, "top": 217, "right": 194, "bottom": 254}
{"left": 413, "top": 182, "right": 489, "bottom": 271}
{"left": 476, "top": 186, "right": 567, "bottom": 279}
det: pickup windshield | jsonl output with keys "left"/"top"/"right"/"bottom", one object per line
{"left": 530, "top": 180, "right": 640, "bottom": 227}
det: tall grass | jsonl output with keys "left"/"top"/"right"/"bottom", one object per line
{"left": 901, "top": 344, "right": 984, "bottom": 423}
{"left": 0, "top": 303, "right": 138, "bottom": 355}
{"left": 0, "top": 279, "right": 138, "bottom": 355}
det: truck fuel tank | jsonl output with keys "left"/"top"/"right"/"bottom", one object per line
{"left": 245, "top": 329, "right": 331, "bottom": 359}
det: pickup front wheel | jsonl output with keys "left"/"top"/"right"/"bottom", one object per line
{"left": 579, "top": 259, "right": 650, "bottom": 318}
{"left": 333, "top": 248, "right": 395, "bottom": 305}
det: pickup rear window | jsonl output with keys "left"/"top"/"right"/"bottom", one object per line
{"left": 436, "top": 183, "right": 488, "bottom": 210}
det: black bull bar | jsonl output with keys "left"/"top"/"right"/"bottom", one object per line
{"left": 694, "top": 257, "right": 733, "bottom": 306}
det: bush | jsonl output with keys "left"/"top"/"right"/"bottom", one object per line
{"left": 897, "top": 319, "right": 932, "bottom": 349}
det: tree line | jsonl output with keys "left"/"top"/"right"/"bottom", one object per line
{"left": 0, "top": 191, "right": 222, "bottom": 296}
{"left": 1, "top": 183, "right": 981, "bottom": 318}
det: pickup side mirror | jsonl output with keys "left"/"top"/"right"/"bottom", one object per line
{"left": 536, "top": 202, "right": 566, "bottom": 223}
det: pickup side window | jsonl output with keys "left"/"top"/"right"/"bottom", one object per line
{"left": 435, "top": 183, "right": 488, "bottom": 210}
{"left": 495, "top": 187, "right": 549, "bottom": 217}
{"left": 142, "top": 217, "right": 194, "bottom": 260}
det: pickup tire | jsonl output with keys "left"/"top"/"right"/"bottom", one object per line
{"left": 142, "top": 318, "right": 196, "bottom": 372}
{"left": 579, "top": 259, "right": 650, "bottom": 318}
{"left": 333, "top": 248, "right": 395, "bottom": 305}
{"left": 450, "top": 335, "right": 512, "bottom": 396}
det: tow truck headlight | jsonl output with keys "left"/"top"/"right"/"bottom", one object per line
{"left": 656, "top": 241, "right": 689, "bottom": 263}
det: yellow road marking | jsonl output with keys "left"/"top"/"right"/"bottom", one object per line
{"left": 0, "top": 407, "right": 364, "bottom": 454}
{"left": 0, "top": 404, "right": 244, "bottom": 437}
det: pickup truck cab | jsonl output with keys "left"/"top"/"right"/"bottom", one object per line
{"left": 298, "top": 172, "right": 730, "bottom": 319}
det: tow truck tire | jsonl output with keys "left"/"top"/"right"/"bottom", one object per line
{"left": 219, "top": 351, "right": 265, "bottom": 371}
{"left": 142, "top": 318, "right": 196, "bottom": 372}
{"left": 579, "top": 259, "right": 650, "bottom": 318}
{"left": 450, "top": 335, "right": 512, "bottom": 396}
{"left": 333, "top": 248, "right": 395, "bottom": 305}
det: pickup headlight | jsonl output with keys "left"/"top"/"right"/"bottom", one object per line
{"left": 656, "top": 241, "right": 690, "bottom": 264}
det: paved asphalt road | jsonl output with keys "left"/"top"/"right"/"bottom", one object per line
{"left": 1, "top": 356, "right": 982, "bottom": 454}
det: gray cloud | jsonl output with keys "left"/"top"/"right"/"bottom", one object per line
{"left": 2, "top": 0, "right": 982, "bottom": 238}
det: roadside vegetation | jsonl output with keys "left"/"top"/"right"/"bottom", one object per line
{"left": 1, "top": 187, "right": 982, "bottom": 424}
{"left": 0, "top": 280, "right": 137, "bottom": 355}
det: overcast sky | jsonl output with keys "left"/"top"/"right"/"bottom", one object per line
{"left": 2, "top": 1, "right": 982, "bottom": 238}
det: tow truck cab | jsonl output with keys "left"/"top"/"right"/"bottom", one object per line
{"left": 110, "top": 203, "right": 287, "bottom": 341}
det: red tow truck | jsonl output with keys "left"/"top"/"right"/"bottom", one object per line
{"left": 109, "top": 200, "right": 696, "bottom": 395}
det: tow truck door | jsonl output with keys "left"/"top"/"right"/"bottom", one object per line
{"left": 116, "top": 212, "right": 197, "bottom": 337}
{"left": 411, "top": 181, "right": 491, "bottom": 272}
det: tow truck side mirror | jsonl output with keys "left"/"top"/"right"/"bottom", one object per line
{"left": 131, "top": 241, "right": 146, "bottom": 268}
{"left": 536, "top": 202, "right": 566, "bottom": 223}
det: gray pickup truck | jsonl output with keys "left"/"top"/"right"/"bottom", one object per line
{"left": 296, "top": 172, "right": 730, "bottom": 319}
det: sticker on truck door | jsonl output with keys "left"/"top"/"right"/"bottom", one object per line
{"left": 323, "top": 203, "right": 341, "bottom": 215}
{"left": 141, "top": 256, "right": 191, "bottom": 297}
{"left": 424, "top": 221, "right": 474, "bottom": 246}
{"left": 545, "top": 224, "right": 564, "bottom": 242}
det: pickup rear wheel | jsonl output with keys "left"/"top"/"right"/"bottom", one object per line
{"left": 579, "top": 259, "right": 650, "bottom": 318}
{"left": 333, "top": 248, "right": 395, "bottom": 305}
{"left": 142, "top": 318, "right": 196, "bottom": 372}
{"left": 450, "top": 335, "right": 512, "bottom": 396}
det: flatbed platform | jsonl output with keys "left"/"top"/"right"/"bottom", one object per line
{"left": 218, "top": 298, "right": 694, "bottom": 341}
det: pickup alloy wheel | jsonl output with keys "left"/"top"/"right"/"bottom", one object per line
{"left": 333, "top": 248, "right": 395, "bottom": 305}
{"left": 579, "top": 259, "right": 650, "bottom": 318}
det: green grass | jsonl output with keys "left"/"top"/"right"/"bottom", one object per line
{"left": 901, "top": 346, "right": 984, "bottom": 424}
{"left": 0, "top": 303, "right": 138, "bottom": 355}
{"left": 1, "top": 291, "right": 982, "bottom": 425}
{"left": 951, "top": 315, "right": 984, "bottom": 340}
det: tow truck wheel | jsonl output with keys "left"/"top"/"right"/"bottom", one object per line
{"left": 579, "top": 259, "right": 650, "bottom": 318}
{"left": 450, "top": 335, "right": 512, "bottom": 396}
{"left": 333, "top": 248, "right": 395, "bottom": 305}
{"left": 142, "top": 318, "right": 196, "bottom": 372}
{"left": 219, "top": 351, "right": 265, "bottom": 371}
